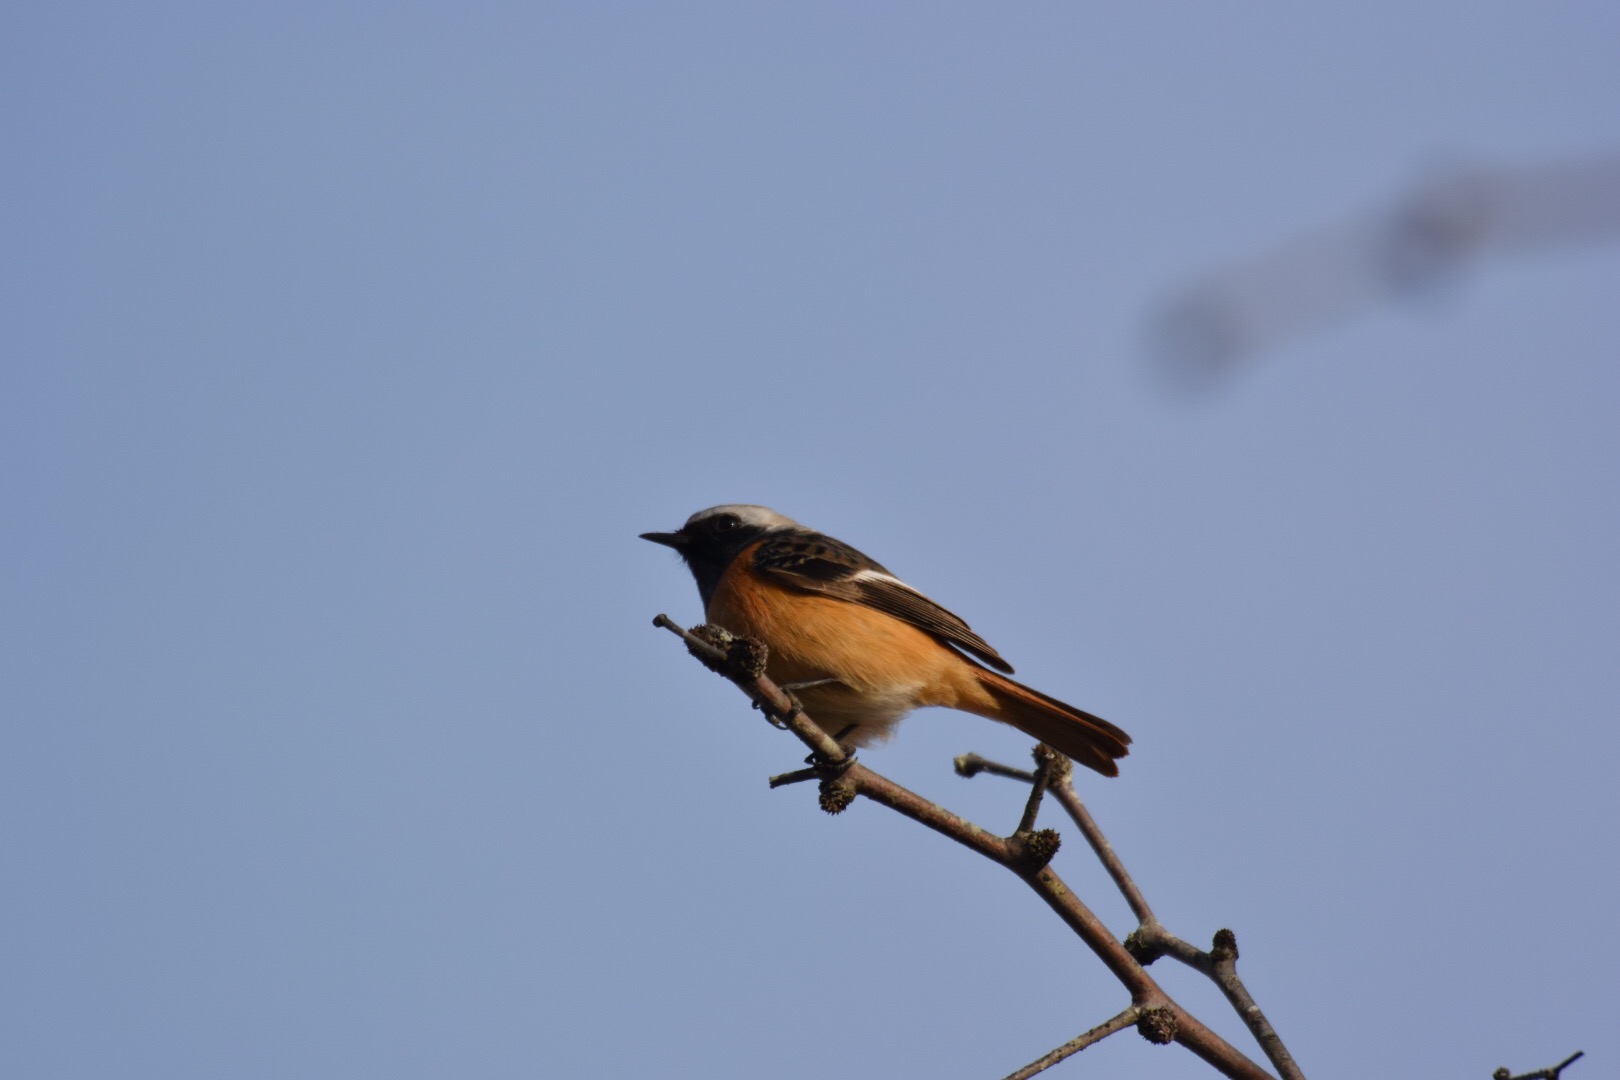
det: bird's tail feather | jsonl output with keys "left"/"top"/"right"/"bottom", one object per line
{"left": 972, "top": 669, "right": 1131, "bottom": 777}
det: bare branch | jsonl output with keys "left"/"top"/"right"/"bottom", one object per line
{"left": 652, "top": 615, "right": 850, "bottom": 766}
{"left": 1050, "top": 776, "right": 1157, "bottom": 926}
{"left": 1014, "top": 745, "right": 1065, "bottom": 835}
{"left": 766, "top": 767, "right": 819, "bottom": 788}
{"left": 955, "top": 752, "right": 1037, "bottom": 783}
{"left": 1494, "top": 1051, "right": 1585, "bottom": 1080}
{"left": 1205, "top": 929, "right": 1301, "bottom": 1080}
{"left": 966, "top": 751, "right": 1306, "bottom": 1080}
{"left": 1001, "top": 1006, "right": 1141, "bottom": 1080}
{"left": 654, "top": 614, "right": 1279, "bottom": 1080}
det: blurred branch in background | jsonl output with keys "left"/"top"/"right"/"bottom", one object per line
{"left": 653, "top": 614, "right": 1297, "bottom": 1080}
{"left": 1146, "top": 149, "right": 1620, "bottom": 392}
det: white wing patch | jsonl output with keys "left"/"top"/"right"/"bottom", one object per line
{"left": 851, "top": 568, "right": 916, "bottom": 590}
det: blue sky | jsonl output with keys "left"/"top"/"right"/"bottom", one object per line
{"left": 4, "top": 5, "right": 1617, "bottom": 1078}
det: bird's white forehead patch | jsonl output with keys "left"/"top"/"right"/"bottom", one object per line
{"left": 686, "top": 504, "right": 800, "bottom": 530}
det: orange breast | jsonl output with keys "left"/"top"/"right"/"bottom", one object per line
{"left": 705, "top": 549, "right": 995, "bottom": 738}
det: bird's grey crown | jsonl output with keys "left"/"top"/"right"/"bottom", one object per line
{"left": 686, "top": 504, "right": 800, "bottom": 531}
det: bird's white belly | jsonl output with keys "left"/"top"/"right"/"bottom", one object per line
{"left": 794, "top": 679, "right": 926, "bottom": 746}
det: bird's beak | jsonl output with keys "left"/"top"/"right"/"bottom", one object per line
{"left": 640, "top": 530, "right": 687, "bottom": 550}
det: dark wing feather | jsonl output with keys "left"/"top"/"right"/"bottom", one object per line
{"left": 752, "top": 534, "right": 1015, "bottom": 673}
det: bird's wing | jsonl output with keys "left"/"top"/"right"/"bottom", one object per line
{"left": 751, "top": 533, "right": 1015, "bottom": 673}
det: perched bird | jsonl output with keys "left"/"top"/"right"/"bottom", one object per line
{"left": 642, "top": 505, "right": 1130, "bottom": 776}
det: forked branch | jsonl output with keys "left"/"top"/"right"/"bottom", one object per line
{"left": 653, "top": 614, "right": 1280, "bottom": 1079}
{"left": 958, "top": 755, "right": 1302, "bottom": 1080}
{"left": 1494, "top": 1051, "right": 1585, "bottom": 1080}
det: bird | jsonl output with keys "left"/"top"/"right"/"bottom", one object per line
{"left": 641, "top": 504, "right": 1131, "bottom": 776}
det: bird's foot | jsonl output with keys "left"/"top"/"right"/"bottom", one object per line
{"left": 803, "top": 723, "right": 860, "bottom": 778}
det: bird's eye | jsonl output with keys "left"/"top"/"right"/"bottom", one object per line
{"left": 714, "top": 515, "right": 740, "bottom": 532}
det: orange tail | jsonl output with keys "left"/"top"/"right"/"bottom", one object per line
{"left": 972, "top": 669, "right": 1131, "bottom": 777}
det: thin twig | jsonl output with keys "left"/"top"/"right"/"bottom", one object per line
{"left": 956, "top": 752, "right": 1037, "bottom": 783}
{"left": 652, "top": 614, "right": 850, "bottom": 766}
{"left": 1001, "top": 1006, "right": 1141, "bottom": 1080}
{"left": 652, "top": 612, "right": 726, "bottom": 662}
{"left": 767, "top": 767, "right": 819, "bottom": 788}
{"left": 1050, "top": 776, "right": 1156, "bottom": 926}
{"left": 1014, "top": 746, "right": 1062, "bottom": 835}
{"left": 1495, "top": 1050, "right": 1585, "bottom": 1080}
{"left": 1207, "top": 929, "right": 1302, "bottom": 1080}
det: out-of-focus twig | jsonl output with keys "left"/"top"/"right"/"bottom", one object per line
{"left": 1147, "top": 150, "right": 1620, "bottom": 390}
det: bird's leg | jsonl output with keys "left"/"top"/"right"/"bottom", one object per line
{"left": 754, "top": 678, "right": 859, "bottom": 775}
{"left": 759, "top": 677, "right": 844, "bottom": 728}
{"left": 778, "top": 676, "right": 844, "bottom": 694}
